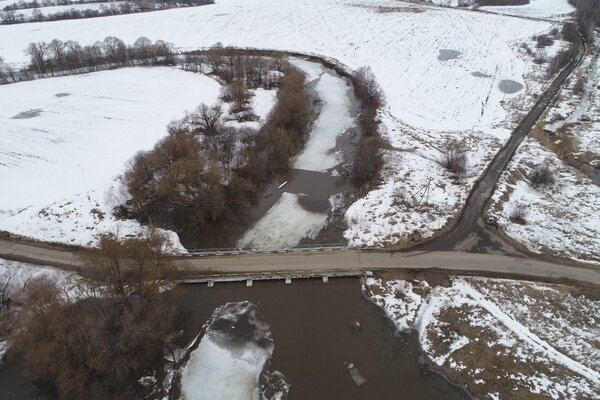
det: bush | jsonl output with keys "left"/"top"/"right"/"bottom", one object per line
{"left": 7, "top": 233, "right": 176, "bottom": 400}
{"left": 352, "top": 136, "right": 384, "bottom": 190}
{"left": 536, "top": 35, "right": 554, "bottom": 48}
{"left": 509, "top": 203, "right": 528, "bottom": 225}
{"left": 529, "top": 163, "right": 555, "bottom": 186}
{"left": 442, "top": 139, "right": 468, "bottom": 178}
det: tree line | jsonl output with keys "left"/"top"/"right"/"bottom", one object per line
{"left": 1, "top": 0, "right": 214, "bottom": 25}
{"left": 119, "top": 53, "right": 312, "bottom": 247}
{"left": 0, "top": 36, "right": 176, "bottom": 84}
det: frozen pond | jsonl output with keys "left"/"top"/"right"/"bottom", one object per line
{"left": 471, "top": 71, "right": 492, "bottom": 78}
{"left": 438, "top": 49, "right": 461, "bottom": 61}
{"left": 498, "top": 79, "right": 523, "bottom": 94}
{"left": 10, "top": 109, "right": 43, "bottom": 119}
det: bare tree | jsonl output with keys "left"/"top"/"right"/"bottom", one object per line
{"left": 24, "top": 41, "right": 47, "bottom": 74}
{"left": 102, "top": 36, "right": 127, "bottom": 64}
{"left": 47, "top": 39, "right": 65, "bottom": 70}
{"left": 64, "top": 40, "right": 84, "bottom": 68}
{"left": 133, "top": 36, "right": 153, "bottom": 61}
{"left": 192, "top": 103, "right": 223, "bottom": 136}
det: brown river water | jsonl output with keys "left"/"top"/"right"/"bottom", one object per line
{"left": 0, "top": 278, "right": 468, "bottom": 399}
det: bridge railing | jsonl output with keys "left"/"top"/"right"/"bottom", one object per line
{"left": 184, "top": 242, "right": 352, "bottom": 256}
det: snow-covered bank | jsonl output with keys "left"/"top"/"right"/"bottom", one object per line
{"left": 180, "top": 302, "right": 287, "bottom": 400}
{"left": 0, "top": 67, "right": 221, "bottom": 249}
{"left": 364, "top": 275, "right": 600, "bottom": 399}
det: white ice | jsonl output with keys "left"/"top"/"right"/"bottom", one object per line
{"left": 293, "top": 68, "right": 354, "bottom": 172}
{"left": 238, "top": 192, "right": 327, "bottom": 249}
{"left": 180, "top": 334, "right": 270, "bottom": 400}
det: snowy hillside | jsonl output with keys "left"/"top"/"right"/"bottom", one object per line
{"left": 0, "top": 67, "right": 221, "bottom": 248}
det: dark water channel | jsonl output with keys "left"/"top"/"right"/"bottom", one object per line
{"left": 0, "top": 363, "right": 50, "bottom": 400}
{"left": 172, "top": 278, "right": 468, "bottom": 400}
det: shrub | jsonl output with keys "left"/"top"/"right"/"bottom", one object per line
{"left": 442, "top": 138, "right": 468, "bottom": 178}
{"left": 509, "top": 203, "right": 528, "bottom": 225}
{"left": 529, "top": 163, "right": 555, "bottom": 186}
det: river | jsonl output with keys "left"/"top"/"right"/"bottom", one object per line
{"left": 0, "top": 278, "right": 468, "bottom": 399}
{"left": 172, "top": 278, "right": 468, "bottom": 399}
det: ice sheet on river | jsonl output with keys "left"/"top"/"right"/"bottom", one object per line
{"left": 180, "top": 302, "right": 288, "bottom": 400}
{"left": 238, "top": 192, "right": 327, "bottom": 249}
{"left": 293, "top": 66, "right": 354, "bottom": 172}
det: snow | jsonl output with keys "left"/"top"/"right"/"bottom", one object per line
{"left": 289, "top": 57, "right": 324, "bottom": 83}
{"left": 250, "top": 88, "right": 277, "bottom": 123}
{"left": 456, "top": 280, "right": 600, "bottom": 383}
{"left": 0, "top": 67, "right": 221, "bottom": 248}
{"left": 0, "top": 0, "right": 564, "bottom": 248}
{"left": 180, "top": 302, "right": 276, "bottom": 400}
{"left": 364, "top": 275, "right": 600, "bottom": 398}
{"left": 238, "top": 192, "right": 327, "bottom": 249}
{"left": 480, "top": 0, "right": 575, "bottom": 21}
{"left": 0, "top": 0, "right": 551, "bottom": 134}
{"left": 489, "top": 138, "right": 600, "bottom": 263}
{"left": 293, "top": 65, "right": 354, "bottom": 172}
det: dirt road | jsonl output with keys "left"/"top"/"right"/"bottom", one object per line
{"left": 419, "top": 33, "right": 587, "bottom": 253}
{"left": 1, "top": 237, "right": 598, "bottom": 285}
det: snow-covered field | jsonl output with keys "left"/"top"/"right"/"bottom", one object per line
{"left": 0, "top": 67, "right": 221, "bottom": 248}
{"left": 488, "top": 138, "right": 600, "bottom": 263}
{"left": 0, "top": 0, "right": 573, "bottom": 248}
{"left": 364, "top": 275, "right": 600, "bottom": 399}
{"left": 480, "top": 0, "right": 575, "bottom": 21}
